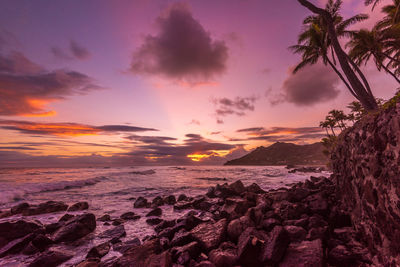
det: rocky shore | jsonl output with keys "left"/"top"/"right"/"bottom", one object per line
{"left": 0, "top": 176, "right": 374, "bottom": 267}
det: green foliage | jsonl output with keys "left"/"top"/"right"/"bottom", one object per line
{"left": 382, "top": 88, "right": 400, "bottom": 109}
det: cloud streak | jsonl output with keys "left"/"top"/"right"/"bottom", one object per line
{"left": 212, "top": 96, "right": 258, "bottom": 123}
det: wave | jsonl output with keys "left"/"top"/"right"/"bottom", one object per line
{"left": 0, "top": 176, "right": 108, "bottom": 205}
{"left": 130, "top": 170, "right": 156, "bottom": 175}
{"left": 195, "top": 177, "right": 228, "bottom": 181}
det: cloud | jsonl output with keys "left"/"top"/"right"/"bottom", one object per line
{"left": 188, "top": 119, "right": 200, "bottom": 125}
{"left": 279, "top": 62, "right": 340, "bottom": 106}
{"left": 129, "top": 3, "right": 228, "bottom": 82}
{"left": 236, "top": 127, "right": 265, "bottom": 133}
{"left": 0, "top": 120, "right": 157, "bottom": 136}
{"left": 51, "top": 40, "right": 91, "bottom": 60}
{"left": 212, "top": 96, "right": 258, "bottom": 123}
{"left": 0, "top": 49, "right": 100, "bottom": 116}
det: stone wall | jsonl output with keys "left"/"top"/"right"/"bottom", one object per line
{"left": 332, "top": 102, "right": 400, "bottom": 265}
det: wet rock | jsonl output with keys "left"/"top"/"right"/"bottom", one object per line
{"left": 304, "top": 193, "right": 328, "bottom": 215}
{"left": 209, "top": 242, "right": 238, "bottom": 267}
{"left": 99, "top": 225, "right": 126, "bottom": 240}
{"left": 113, "top": 238, "right": 141, "bottom": 254}
{"left": 134, "top": 197, "right": 149, "bottom": 208}
{"left": 164, "top": 195, "right": 176, "bottom": 205}
{"left": 261, "top": 218, "right": 280, "bottom": 232}
{"left": 174, "top": 201, "right": 193, "bottom": 210}
{"left": 237, "top": 227, "right": 267, "bottom": 266}
{"left": 228, "top": 180, "right": 246, "bottom": 195}
{"left": 112, "top": 218, "right": 124, "bottom": 226}
{"left": 52, "top": 213, "right": 96, "bottom": 243}
{"left": 246, "top": 183, "right": 265, "bottom": 194}
{"left": 76, "top": 258, "right": 100, "bottom": 267}
{"left": 307, "top": 227, "right": 328, "bottom": 241}
{"left": 146, "top": 207, "right": 162, "bottom": 217}
{"left": 206, "top": 187, "right": 216, "bottom": 198}
{"left": 227, "top": 216, "right": 254, "bottom": 242}
{"left": 68, "top": 201, "right": 89, "bottom": 211}
{"left": 283, "top": 217, "right": 308, "bottom": 228}
{"left": 155, "top": 220, "right": 176, "bottom": 233}
{"left": 146, "top": 217, "right": 163, "bottom": 226}
{"left": 22, "top": 201, "right": 68, "bottom": 216}
{"left": 98, "top": 214, "right": 111, "bottom": 222}
{"left": 191, "top": 219, "right": 227, "bottom": 251}
{"left": 195, "top": 261, "right": 216, "bottom": 267}
{"left": 333, "top": 227, "right": 355, "bottom": 243}
{"left": 178, "top": 194, "right": 188, "bottom": 201}
{"left": 59, "top": 213, "right": 75, "bottom": 222}
{"left": 172, "top": 241, "right": 200, "bottom": 265}
{"left": 284, "top": 225, "right": 307, "bottom": 242}
{"left": 31, "top": 234, "right": 52, "bottom": 252}
{"left": 22, "top": 242, "right": 39, "bottom": 255}
{"left": 170, "top": 229, "right": 194, "bottom": 247}
{"left": 280, "top": 239, "right": 323, "bottom": 267}
{"left": 0, "top": 220, "right": 43, "bottom": 247}
{"left": 221, "top": 197, "right": 252, "bottom": 220}
{"left": 0, "top": 233, "right": 36, "bottom": 257}
{"left": 115, "top": 239, "right": 163, "bottom": 266}
{"left": 86, "top": 242, "right": 110, "bottom": 259}
{"left": 288, "top": 187, "right": 311, "bottom": 202}
{"left": 152, "top": 196, "right": 164, "bottom": 207}
{"left": 0, "top": 210, "right": 12, "bottom": 219}
{"left": 308, "top": 215, "right": 328, "bottom": 229}
{"left": 260, "top": 226, "right": 289, "bottom": 264}
{"left": 328, "top": 245, "right": 360, "bottom": 266}
{"left": 44, "top": 222, "right": 63, "bottom": 234}
{"left": 120, "top": 212, "right": 140, "bottom": 221}
{"left": 28, "top": 249, "right": 73, "bottom": 267}
{"left": 10, "top": 202, "right": 30, "bottom": 214}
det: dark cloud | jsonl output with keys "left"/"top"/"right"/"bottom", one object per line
{"left": 130, "top": 3, "right": 228, "bottom": 82}
{"left": 212, "top": 96, "right": 258, "bottom": 123}
{"left": 0, "top": 120, "right": 157, "bottom": 136}
{"left": 280, "top": 62, "right": 340, "bottom": 106}
{"left": 236, "top": 127, "right": 265, "bottom": 133}
{"left": 0, "top": 49, "right": 101, "bottom": 116}
{"left": 51, "top": 40, "right": 91, "bottom": 61}
{"left": 210, "top": 131, "right": 221, "bottom": 135}
{"left": 0, "top": 146, "right": 37, "bottom": 150}
{"left": 125, "top": 135, "right": 177, "bottom": 145}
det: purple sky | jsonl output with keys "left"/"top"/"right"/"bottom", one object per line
{"left": 0, "top": 0, "right": 397, "bottom": 167}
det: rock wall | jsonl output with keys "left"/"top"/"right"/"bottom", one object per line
{"left": 332, "top": 102, "right": 400, "bottom": 265}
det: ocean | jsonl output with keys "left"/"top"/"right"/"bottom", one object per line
{"left": 0, "top": 166, "right": 330, "bottom": 266}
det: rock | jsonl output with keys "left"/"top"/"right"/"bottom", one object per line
{"left": 333, "top": 227, "right": 355, "bottom": 243}
{"left": 172, "top": 241, "right": 201, "bottom": 265}
{"left": 0, "top": 210, "right": 12, "bottom": 219}
{"left": 152, "top": 196, "right": 164, "bottom": 207}
{"left": 307, "top": 227, "right": 328, "bottom": 241}
{"left": 31, "top": 234, "right": 52, "bottom": 252}
{"left": 22, "top": 201, "right": 68, "bottom": 216}
{"left": 0, "top": 233, "right": 36, "bottom": 257}
{"left": 227, "top": 216, "right": 254, "bottom": 242}
{"left": 261, "top": 218, "right": 281, "bottom": 232}
{"left": 174, "top": 201, "right": 193, "bottom": 210}
{"left": 112, "top": 218, "right": 124, "bottom": 226}
{"left": 283, "top": 217, "right": 308, "bottom": 228}
{"left": 98, "top": 214, "right": 111, "bottom": 221}
{"left": 134, "top": 197, "right": 149, "bottom": 208}
{"left": 308, "top": 215, "right": 328, "bottom": 229}
{"left": 164, "top": 195, "right": 176, "bottom": 205}
{"left": 158, "top": 223, "right": 186, "bottom": 240}
{"left": 44, "top": 222, "right": 63, "bottom": 234}
{"left": 76, "top": 258, "right": 100, "bottom": 267}
{"left": 237, "top": 227, "right": 267, "bottom": 266}
{"left": 146, "top": 207, "right": 162, "bottom": 217}
{"left": 10, "top": 202, "right": 30, "bottom": 214}
{"left": 178, "top": 194, "right": 188, "bottom": 201}
{"left": 155, "top": 220, "right": 176, "bottom": 233}
{"left": 98, "top": 225, "right": 126, "bottom": 240}
{"left": 86, "top": 242, "right": 110, "bottom": 259}
{"left": 113, "top": 238, "right": 141, "bottom": 254}
{"left": 68, "top": 201, "right": 89, "bottom": 211}
{"left": 120, "top": 211, "right": 140, "bottom": 220}
{"left": 209, "top": 243, "right": 238, "bottom": 267}
{"left": 191, "top": 219, "right": 227, "bottom": 251}
{"left": 195, "top": 261, "right": 216, "bottom": 267}
{"left": 52, "top": 213, "right": 96, "bottom": 243}
{"left": 228, "top": 180, "right": 246, "bottom": 195}
{"left": 279, "top": 239, "right": 323, "bottom": 267}
{"left": 59, "top": 213, "right": 75, "bottom": 222}
{"left": 246, "top": 183, "right": 265, "bottom": 194}
{"left": 288, "top": 187, "right": 311, "bottom": 202}
{"left": 0, "top": 220, "right": 43, "bottom": 247}
{"left": 304, "top": 193, "right": 328, "bottom": 215}
{"left": 170, "top": 229, "right": 194, "bottom": 247}
{"left": 146, "top": 217, "right": 163, "bottom": 226}
{"left": 221, "top": 197, "right": 252, "bottom": 220}
{"left": 260, "top": 226, "right": 289, "bottom": 264}
{"left": 22, "top": 242, "right": 39, "bottom": 255}
{"left": 328, "top": 245, "right": 360, "bottom": 266}
{"left": 28, "top": 249, "right": 73, "bottom": 267}
{"left": 115, "top": 239, "right": 166, "bottom": 266}
{"left": 284, "top": 225, "right": 307, "bottom": 242}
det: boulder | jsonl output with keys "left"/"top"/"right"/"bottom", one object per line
{"left": 284, "top": 225, "right": 307, "bottom": 242}
{"left": 86, "top": 242, "right": 110, "bottom": 259}
{"left": 246, "top": 183, "right": 265, "bottom": 194}
{"left": 261, "top": 218, "right": 281, "bottom": 232}
{"left": 68, "top": 201, "right": 89, "bottom": 211}
{"left": 170, "top": 229, "right": 194, "bottom": 247}
{"left": 28, "top": 249, "right": 73, "bottom": 267}
{"left": 304, "top": 193, "right": 328, "bottom": 216}
{"left": 113, "top": 238, "right": 141, "bottom": 254}
{"left": 0, "top": 233, "right": 36, "bottom": 257}
{"left": 146, "top": 207, "right": 162, "bottom": 217}
{"left": 227, "top": 216, "right": 254, "bottom": 242}
{"left": 98, "top": 214, "right": 111, "bottom": 221}
{"left": 31, "top": 234, "right": 52, "bottom": 252}
{"left": 134, "top": 197, "right": 149, "bottom": 208}
{"left": 221, "top": 197, "right": 252, "bottom": 220}
{"left": 0, "top": 220, "right": 43, "bottom": 247}
{"left": 209, "top": 243, "right": 238, "bottom": 267}
{"left": 260, "top": 226, "right": 289, "bottom": 264}
{"left": 164, "top": 195, "right": 176, "bottom": 205}
{"left": 22, "top": 201, "right": 68, "bottom": 216}
{"left": 98, "top": 225, "right": 126, "bottom": 240}
{"left": 76, "top": 258, "right": 100, "bottom": 267}
{"left": 191, "top": 219, "right": 227, "bottom": 251}
{"left": 307, "top": 227, "right": 328, "bottom": 241}
{"left": 52, "top": 213, "right": 96, "bottom": 243}
{"left": 237, "top": 227, "right": 267, "bottom": 266}
{"left": 178, "top": 194, "right": 188, "bottom": 201}
{"left": 59, "top": 214, "right": 75, "bottom": 222}
{"left": 228, "top": 180, "right": 246, "bottom": 195}
{"left": 146, "top": 217, "right": 163, "bottom": 226}
{"left": 152, "top": 196, "right": 164, "bottom": 207}
{"left": 115, "top": 239, "right": 164, "bottom": 266}
{"left": 279, "top": 239, "right": 323, "bottom": 267}
{"left": 10, "top": 202, "right": 30, "bottom": 214}
{"left": 171, "top": 241, "right": 200, "bottom": 265}
{"left": 154, "top": 220, "right": 176, "bottom": 233}
{"left": 120, "top": 212, "right": 140, "bottom": 221}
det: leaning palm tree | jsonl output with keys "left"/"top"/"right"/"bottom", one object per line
{"left": 375, "top": 0, "right": 400, "bottom": 31}
{"left": 347, "top": 29, "right": 400, "bottom": 83}
{"left": 296, "top": 0, "right": 379, "bottom": 111}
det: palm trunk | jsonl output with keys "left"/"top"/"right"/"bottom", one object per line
{"left": 326, "top": 57, "right": 358, "bottom": 99}
{"left": 297, "top": 0, "right": 378, "bottom": 111}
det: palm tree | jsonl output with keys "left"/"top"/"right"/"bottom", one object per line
{"left": 376, "top": 0, "right": 400, "bottom": 31}
{"left": 347, "top": 29, "right": 400, "bottom": 84}
{"left": 347, "top": 101, "right": 365, "bottom": 121}
{"left": 296, "top": 0, "right": 379, "bottom": 111}
{"left": 328, "top": 109, "right": 347, "bottom": 130}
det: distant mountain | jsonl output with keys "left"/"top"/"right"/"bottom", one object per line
{"left": 224, "top": 142, "right": 328, "bottom": 166}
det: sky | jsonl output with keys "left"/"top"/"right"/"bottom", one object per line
{"left": 0, "top": 0, "right": 397, "bottom": 167}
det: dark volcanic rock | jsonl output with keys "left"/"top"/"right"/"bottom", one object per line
{"left": 227, "top": 216, "right": 254, "bottom": 242}
{"left": 191, "top": 219, "right": 227, "bottom": 251}
{"left": 172, "top": 241, "right": 200, "bottom": 265}
{"left": 114, "top": 239, "right": 167, "bottom": 266}
{"left": 237, "top": 227, "right": 267, "bottom": 266}
{"left": 134, "top": 197, "right": 149, "bottom": 208}
{"left": 52, "top": 213, "right": 96, "bottom": 243}
{"left": 170, "top": 229, "right": 194, "bottom": 247}
{"left": 0, "top": 233, "right": 36, "bottom": 257}
{"left": 10, "top": 202, "right": 30, "bottom": 214}
{"left": 59, "top": 213, "right": 75, "bottom": 222}
{"left": 146, "top": 207, "right": 162, "bottom": 217}
{"left": 98, "top": 214, "right": 111, "bottom": 222}
{"left": 113, "top": 238, "right": 141, "bottom": 254}
{"left": 0, "top": 220, "right": 43, "bottom": 247}
{"left": 209, "top": 245, "right": 238, "bottom": 267}
{"left": 86, "top": 242, "right": 111, "bottom": 259}
{"left": 246, "top": 183, "right": 265, "bottom": 194}
{"left": 68, "top": 201, "right": 89, "bottom": 211}
{"left": 99, "top": 225, "right": 126, "bottom": 240}
{"left": 29, "top": 249, "right": 73, "bottom": 267}
{"left": 22, "top": 201, "right": 68, "bottom": 216}
{"left": 146, "top": 217, "right": 163, "bottom": 226}
{"left": 120, "top": 212, "right": 140, "bottom": 221}
{"left": 284, "top": 225, "right": 307, "bottom": 242}
{"left": 260, "top": 226, "right": 289, "bottom": 264}
{"left": 31, "top": 234, "right": 52, "bottom": 252}
{"left": 228, "top": 180, "right": 246, "bottom": 195}
{"left": 280, "top": 239, "right": 323, "bottom": 267}
{"left": 164, "top": 195, "right": 176, "bottom": 205}
{"left": 304, "top": 193, "right": 328, "bottom": 215}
